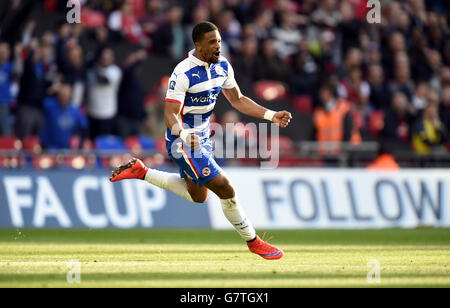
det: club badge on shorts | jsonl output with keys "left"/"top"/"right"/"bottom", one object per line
{"left": 202, "top": 167, "right": 211, "bottom": 177}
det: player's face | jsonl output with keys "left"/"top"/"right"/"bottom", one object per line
{"left": 197, "top": 30, "right": 221, "bottom": 64}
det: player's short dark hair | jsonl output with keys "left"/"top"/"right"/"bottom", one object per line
{"left": 192, "top": 22, "right": 218, "bottom": 43}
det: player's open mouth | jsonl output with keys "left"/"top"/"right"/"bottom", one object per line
{"left": 214, "top": 51, "right": 220, "bottom": 57}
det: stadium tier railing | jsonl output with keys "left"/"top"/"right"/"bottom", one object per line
{"left": 1, "top": 142, "right": 450, "bottom": 169}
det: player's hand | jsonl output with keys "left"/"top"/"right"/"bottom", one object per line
{"left": 272, "top": 111, "right": 292, "bottom": 128}
{"left": 187, "top": 133, "right": 201, "bottom": 150}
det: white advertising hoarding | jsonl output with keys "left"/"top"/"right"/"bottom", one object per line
{"left": 207, "top": 168, "right": 449, "bottom": 229}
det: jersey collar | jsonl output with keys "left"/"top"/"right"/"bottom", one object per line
{"left": 189, "top": 49, "right": 210, "bottom": 68}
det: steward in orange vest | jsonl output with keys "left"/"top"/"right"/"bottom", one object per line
{"left": 313, "top": 85, "right": 361, "bottom": 154}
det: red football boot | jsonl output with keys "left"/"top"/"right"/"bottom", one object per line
{"left": 247, "top": 233, "right": 284, "bottom": 260}
{"left": 109, "top": 158, "right": 148, "bottom": 182}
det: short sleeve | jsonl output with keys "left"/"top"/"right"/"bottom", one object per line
{"left": 222, "top": 61, "right": 238, "bottom": 89}
{"left": 165, "top": 72, "right": 189, "bottom": 104}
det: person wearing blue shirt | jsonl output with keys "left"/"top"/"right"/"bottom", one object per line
{"left": 0, "top": 43, "right": 14, "bottom": 136}
{"left": 41, "top": 83, "right": 88, "bottom": 149}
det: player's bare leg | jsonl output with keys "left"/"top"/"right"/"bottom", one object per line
{"left": 184, "top": 179, "right": 209, "bottom": 203}
{"left": 205, "top": 173, "right": 284, "bottom": 260}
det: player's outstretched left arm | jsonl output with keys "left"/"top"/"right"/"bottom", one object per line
{"left": 222, "top": 86, "right": 292, "bottom": 128}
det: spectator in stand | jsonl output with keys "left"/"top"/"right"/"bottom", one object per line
{"left": 338, "top": 66, "right": 372, "bottom": 138}
{"left": 140, "top": 0, "right": 166, "bottom": 45}
{"left": 208, "top": 0, "right": 224, "bottom": 22}
{"left": 337, "top": 47, "right": 363, "bottom": 79}
{"left": 313, "top": 84, "right": 361, "bottom": 154}
{"left": 431, "top": 66, "right": 450, "bottom": 96}
{"left": 254, "top": 38, "right": 288, "bottom": 82}
{"left": 153, "top": 4, "right": 185, "bottom": 60}
{"left": 366, "top": 43, "right": 382, "bottom": 66}
{"left": 381, "top": 91, "right": 416, "bottom": 151}
{"left": 253, "top": 9, "right": 274, "bottom": 42}
{"left": 241, "top": 23, "right": 257, "bottom": 42}
{"left": 412, "top": 99, "right": 448, "bottom": 155}
{"left": 142, "top": 76, "right": 168, "bottom": 140}
{"left": 59, "top": 27, "right": 109, "bottom": 109}
{"left": 59, "top": 44, "right": 85, "bottom": 108}
{"left": 317, "top": 29, "right": 337, "bottom": 77}
{"left": 439, "top": 84, "right": 450, "bottom": 134}
{"left": 389, "top": 52, "right": 415, "bottom": 101}
{"left": 383, "top": 31, "right": 407, "bottom": 80}
{"left": 86, "top": 48, "right": 122, "bottom": 139}
{"left": 0, "top": 0, "right": 35, "bottom": 47}
{"left": 184, "top": 5, "right": 210, "bottom": 51}
{"left": 117, "top": 49, "right": 147, "bottom": 138}
{"left": 425, "top": 48, "right": 443, "bottom": 86}
{"left": 0, "top": 43, "right": 14, "bottom": 136}
{"left": 310, "top": 0, "right": 340, "bottom": 31}
{"left": 216, "top": 10, "right": 242, "bottom": 55}
{"left": 232, "top": 37, "right": 258, "bottom": 84}
{"left": 410, "top": 27, "right": 431, "bottom": 81}
{"left": 108, "top": 0, "right": 146, "bottom": 46}
{"left": 443, "top": 40, "right": 450, "bottom": 66}
{"left": 41, "top": 83, "right": 87, "bottom": 149}
{"left": 426, "top": 11, "right": 445, "bottom": 52}
{"left": 15, "top": 38, "right": 56, "bottom": 139}
{"left": 54, "top": 23, "right": 72, "bottom": 69}
{"left": 412, "top": 81, "right": 430, "bottom": 112}
{"left": 338, "top": 66, "right": 370, "bottom": 108}
{"left": 288, "top": 38, "right": 319, "bottom": 97}
{"left": 389, "top": 4, "right": 411, "bottom": 37}
{"left": 368, "top": 64, "right": 390, "bottom": 111}
{"left": 338, "top": 1, "right": 364, "bottom": 56}
{"left": 271, "top": 10, "right": 302, "bottom": 60}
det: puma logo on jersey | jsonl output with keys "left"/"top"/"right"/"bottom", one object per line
{"left": 192, "top": 72, "right": 200, "bottom": 78}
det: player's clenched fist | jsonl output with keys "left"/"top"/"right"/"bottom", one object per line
{"left": 187, "top": 134, "right": 201, "bottom": 150}
{"left": 180, "top": 130, "right": 201, "bottom": 150}
{"left": 272, "top": 111, "right": 292, "bottom": 128}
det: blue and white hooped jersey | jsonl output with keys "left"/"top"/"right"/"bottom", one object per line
{"left": 165, "top": 49, "right": 237, "bottom": 142}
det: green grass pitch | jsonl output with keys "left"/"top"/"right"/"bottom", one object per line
{"left": 0, "top": 228, "right": 449, "bottom": 287}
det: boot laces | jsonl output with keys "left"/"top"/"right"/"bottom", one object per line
{"left": 255, "top": 232, "right": 276, "bottom": 253}
{"left": 261, "top": 232, "right": 273, "bottom": 243}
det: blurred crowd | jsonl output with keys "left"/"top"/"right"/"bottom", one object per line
{"left": 0, "top": 0, "right": 449, "bottom": 156}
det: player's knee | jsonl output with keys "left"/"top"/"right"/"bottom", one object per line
{"left": 206, "top": 174, "right": 235, "bottom": 199}
{"left": 189, "top": 190, "right": 208, "bottom": 203}
{"left": 192, "top": 194, "right": 208, "bottom": 203}
{"left": 218, "top": 183, "right": 235, "bottom": 200}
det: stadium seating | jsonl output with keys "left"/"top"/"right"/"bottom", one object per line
{"left": 124, "top": 136, "right": 142, "bottom": 154}
{"left": 63, "top": 155, "right": 95, "bottom": 170}
{"left": 32, "top": 154, "right": 57, "bottom": 170}
{"left": 139, "top": 135, "right": 156, "bottom": 150}
{"left": 22, "top": 136, "right": 42, "bottom": 154}
{"left": 95, "top": 135, "right": 127, "bottom": 169}
{"left": 0, "top": 136, "right": 22, "bottom": 150}
{"left": 95, "top": 135, "right": 126, "bottom": 151}
{"left": 125, "top": 135, "right": 156, "bottom": 154}
{"left": 368, "top": 110, "right": 385, "bottom": 139}
{"left": 253, "top": 81, "right": 287, "bottom": 102}
{"left": 291, "top": 95, "right": 313, "bottom": 114}
{"left": 0, "top": 137, "right": 23, "bottom": 168}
